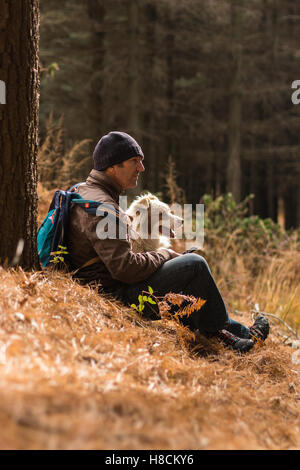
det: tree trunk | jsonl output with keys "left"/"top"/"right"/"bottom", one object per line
{"left": 141, "top": 2, "right": 158, "bottom": 193}
{"left": 227, "top": 0, "right": 243, "bottom": 202}
{"left": 127, "top": 0, "right": 142, "bottom": 196}
{"left": 0, "top": 0, "right": 40, "bottom": 269}
{"left": 163, "top": 5, "right": 179, "bottom": 201}
{"left": 87, "top": 0, "right": 105, "bottom": 144}
{"left": 295, "top": 186, "right": 300, "bottom": 228}
{"left": 277, "top": 195, "right": 285, "bottom": 230}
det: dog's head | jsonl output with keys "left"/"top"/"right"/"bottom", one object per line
{"left": 127, "top": 193, "right": 183, "bottom": 240}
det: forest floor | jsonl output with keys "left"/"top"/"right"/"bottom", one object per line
{"left": 0, "top": 187, "right": 299, "bottom": 450}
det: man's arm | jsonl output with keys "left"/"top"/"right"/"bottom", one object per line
{"left": 84, "top": 215, "right": 179, "bottom": 284}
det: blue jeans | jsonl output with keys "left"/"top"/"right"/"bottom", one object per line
{"left": 115, "top": 253, "right": 250, "bottom": 338}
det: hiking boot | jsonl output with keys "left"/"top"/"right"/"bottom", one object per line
{"left": 249, "top": 314, "right": 270, "bottom": 342}
{"left": 218, "top": 329, "right": 255, "bottom": 353}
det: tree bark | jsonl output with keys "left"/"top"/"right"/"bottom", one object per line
{"left": 127, "top": 0, "right": 143, "bottom": 195}
{"left": 0, "top": 0, "right": 40, "bottom": 269}
{"left": 87, "top": 0, "right": 105, "bottom": 144}
{"left": 141, "top": 2, "right": 158, "bottom": 192}
{"left": 226, "top": 0, "right": 243, "bottom": 202}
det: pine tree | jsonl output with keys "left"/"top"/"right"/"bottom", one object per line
{"left": 0, "top": 0, "right": 40, "bottom": 268}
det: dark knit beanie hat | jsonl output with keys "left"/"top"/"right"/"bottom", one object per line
{"left": 93, "top": 131, "right": 144, "bottom": 171}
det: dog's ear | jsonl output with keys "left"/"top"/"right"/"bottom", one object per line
{"left": 148, "top": 195, "right": 160, "bottom": 204}
{"left": 138, "top": 198, "right": 150, "bottom": 208}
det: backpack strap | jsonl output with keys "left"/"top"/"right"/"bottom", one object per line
{"left": 80, "top": 256, "right": 100, "bottom": 269}
{"left": 68, "top": 182, "right": 85, "bottom": 192}
{"left": 70, "top": 255, "right": 100, "bottom": 276}
{"left": 69, "top": 194, "right": 127, "bottom": 275}
{"left": 73, "top": 199, "right": 121, "bottom": 219}
{"left": 71, "top": 202, "right": 122, "bottom": 272}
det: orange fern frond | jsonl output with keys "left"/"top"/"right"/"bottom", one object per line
{"left": 163, "top": 292, "right": 206, "bottom": 320}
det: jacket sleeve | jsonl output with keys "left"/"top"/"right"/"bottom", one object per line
{"left": 83, "top": 212, "right": 175, "bottom": 284}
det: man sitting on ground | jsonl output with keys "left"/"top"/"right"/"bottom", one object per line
{"left": 67, "top": 131, "right": 269, "bottom": 353}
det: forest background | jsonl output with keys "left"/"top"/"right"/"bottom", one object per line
{"left": 39, "top": 0, "right": 300, "bottom": 229}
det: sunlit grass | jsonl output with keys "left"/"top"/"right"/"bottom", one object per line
{"left": 0, "top": 265, "right": 299, "bottom": 450}
{"left": 0, "top": 185, "right": 295, "bottom": 449}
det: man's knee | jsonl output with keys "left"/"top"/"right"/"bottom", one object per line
{"left": 182, "top": 253, "right": 210, "bottom": 274}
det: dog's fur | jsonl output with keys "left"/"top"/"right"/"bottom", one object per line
{"left": 126, "top": 193, "right": 183, "bottom": 253}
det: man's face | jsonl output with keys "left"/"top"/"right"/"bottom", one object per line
{"left": 109, "top": 156, "right": 145, "bottom": 190}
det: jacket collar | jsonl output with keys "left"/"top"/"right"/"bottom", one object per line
{"left": 86, "top": 169, "right": 123, "bottom": 202}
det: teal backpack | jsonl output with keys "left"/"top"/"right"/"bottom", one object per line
{"left": 37, "top": 186, "right": 103, "bottom": 269}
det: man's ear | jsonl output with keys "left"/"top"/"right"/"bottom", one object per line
{"left": 105, "top": 166, "right": 115, "bottom": 177}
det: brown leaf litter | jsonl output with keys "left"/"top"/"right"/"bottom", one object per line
{"left": 0, "top": 267, "right": 299, "bottom": 450}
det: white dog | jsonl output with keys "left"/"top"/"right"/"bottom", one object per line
{"left": 126, "top": 193, "right": 183, "bottom": 253}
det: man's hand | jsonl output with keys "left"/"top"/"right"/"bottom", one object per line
{"left": 166, "top": 249, "right": 182, "bottom": 259}
{"left": 182, "top": 246, "right": 199, "bottom": 254}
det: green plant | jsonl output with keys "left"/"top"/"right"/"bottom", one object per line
{"left": 131, "top": 286, "right": 157, "bottom": 314}
{"left": 201, "top": 192, "right": 288, "bottom": 254}
{"left": 50, "top": 245, "right": 68, "bottom": 265}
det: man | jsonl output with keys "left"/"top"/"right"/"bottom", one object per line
{"left": 68, "top": 131, "right": 269, "bottom": 353}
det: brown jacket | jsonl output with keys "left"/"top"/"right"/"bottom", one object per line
{"left": 67, "top": 170, "right": 175, "bottom": 291}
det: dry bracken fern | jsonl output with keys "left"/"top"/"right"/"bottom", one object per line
{"left": 163, "top": 292, "right": 206, "bottom": 319}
